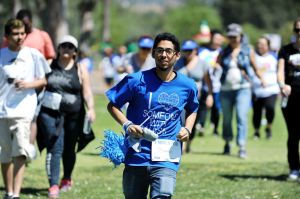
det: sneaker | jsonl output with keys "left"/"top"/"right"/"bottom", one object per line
{"left": 59, "top": 179, "right": 72, "bottom": 192}
{"left": 288, "top": 170, "right": 299, "bottom": 181}
{"left": 265, "top": 128, "right": 272, "bottom": 139}
{"left": 213, "top": 129, "right": 219, "bottom": 136}
{"left": 195, "top": 124, "right": 205, "bottom": 136}
{"left": 238, "top": 149, "right": 247, "bottom": 159}
{"left": 48, "top": 185, "right": 59, "bottom": 198}
{"left": 223, "top": 143, "right": 231, "bottom": 155}
{"left": 253, "top": 131, "right": 260, "bottom": 139}
{"left": 3, "top": 194, "right": 13, "bottom": 199}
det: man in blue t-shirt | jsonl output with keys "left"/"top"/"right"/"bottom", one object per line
{"left": 106, "top": 32, "right": 199, "bottom": 199}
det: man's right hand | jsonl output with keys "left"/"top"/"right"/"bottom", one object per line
{"left": 127, "top": 124, "right": 143, "bottom": 138}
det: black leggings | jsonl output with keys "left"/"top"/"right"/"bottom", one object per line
{"left": 62, "top": 112, "right": 81, "bottom": 180}
{"left": 252, "top": 94, "right": 277, "bottom": 129}
{"left": 282, "top": 89, "right": 300, "bottom": 171}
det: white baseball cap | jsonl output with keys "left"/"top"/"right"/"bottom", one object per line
{"left": 58, "top": 35, "right": 78, "bottom": 49}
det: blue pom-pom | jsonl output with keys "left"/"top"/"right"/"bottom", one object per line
{"left": 99, "top": 130, "right": 128, "bottom": 167}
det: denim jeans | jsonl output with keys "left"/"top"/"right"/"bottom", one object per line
{"left": 38, "top": 111, "right": 64, "bottom": 186}
{"left": 123, "top": 165, "right": 177, "bottom": 199}
{"left": 220, "top": 88, "right": 251, "bottom": 147}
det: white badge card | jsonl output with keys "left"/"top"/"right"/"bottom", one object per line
{"left": 151, "top": 139, "right": 181, "bottom": 162}
{"left": 289, "top": 54, "right": 300, "bottom": 67}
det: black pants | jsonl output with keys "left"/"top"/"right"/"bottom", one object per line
{"left": 192, "top": 91, "right": 220, "bottom": 139}
{"left": 252, "top": 94, "right": 277, "bottom": 129}
{"left": 282, "top": 89, "right": 300, "bottom": 171}
{"left": 62, "top": 112, "right": 81, "bottom": 180}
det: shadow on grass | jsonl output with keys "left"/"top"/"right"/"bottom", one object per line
{"left": 219, "top": 174, "right": 287, "bottom": 182}
{"left": 0, "top": 186, "right": 47, "bottom": 197}
{"left": 81, "top": 152, "right": 99, "bottom": 156}
{"left": 190, "top": 151, "right": 226, "bottom": 156}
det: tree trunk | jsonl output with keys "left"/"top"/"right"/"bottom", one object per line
{"left": 36, "top": 0, "right": 69, "bottom": 45}
{"left": 102, "top": 0, "right": 110, "bottom": 42}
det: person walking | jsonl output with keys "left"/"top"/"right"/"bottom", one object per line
{"left": 1, "top": 9, "right": 57, "bottom": 161}
{"left": 197, "top": 30, "right": 224, "bottom": 136}
{"left": 106, "top": 32, "right": 199, "bottom": 199}
{"left": 122, "top": 35, "right": 155, "bottom": 73}
{"left": 174, "top": 39, "right": 213, "bottom": 153}
{"left": 0, "top": 19, "right": 50, "bottom": 199}
{"left": 217, "top": 23, "right": 263, "bottom": 158}
{"left": 277, "top": 18, "right": 300, "bottom": 181}
{"left": 37, "top": 35, "right": 96, "bottom": 198}
{"left": 252, "top": 36, "right": 279, "bottom": 139}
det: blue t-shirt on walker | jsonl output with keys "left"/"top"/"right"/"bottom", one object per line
{"left": 106, "top": 68, "right": 199, "bottom": 171}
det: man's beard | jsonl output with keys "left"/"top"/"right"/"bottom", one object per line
{"left": 157, "top": 65, "right": 169, "bottom": 71}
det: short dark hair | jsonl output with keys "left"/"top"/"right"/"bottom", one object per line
{"left": 4, "top": 19, "right": 25, "bottom": 36}
{"left": 210, "top": 29, "right": 222, "bottom": 37}
{"left": 293, "top": 17, "right": 300, "bottom": 30}
{"left": 153, "top": 32, "right": 180, "bottom": 52}
{"left": 259, "top": 36, "right": 271, "bottom": 48}
{"left": 16, "top": 9, "right": 32, "bottom": 21}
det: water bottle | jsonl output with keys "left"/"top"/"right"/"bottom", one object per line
{"left": 83, "top": 116, "right": 91, "bottom": 134}
{"left": 281, "top": 96, "right": 289, "bottom": 108}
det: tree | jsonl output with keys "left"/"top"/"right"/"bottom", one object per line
{"left": 163, "top": 3, "right": 222, "bottom": 41}
{"left": 35, "top": 0, "right": 69, "bottom": 45}
{"left": 101, "top": 0, "right": 110, "bottom": 42}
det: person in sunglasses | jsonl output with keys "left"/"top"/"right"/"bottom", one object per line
{"left": 122, "top": 35, "right": 156, "bottom": 73}
{"left": 106, "top": 32, "right": 198, "bottom": 199}
{"left": 277, "top": 18, "right": 300, "bottom": 181}
{"left": 37, "top": 35, "right": 96, "bottom": 198}
{"left": 174, "top": 39, "right": 213, "bottom": 153}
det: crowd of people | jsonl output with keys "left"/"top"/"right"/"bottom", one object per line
{"left": 0, "top": 7, "right": 300, "bottom": 199}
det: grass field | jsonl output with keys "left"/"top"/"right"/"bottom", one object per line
{"left": 1, "top": 94, "right": 300, "bottom": 199}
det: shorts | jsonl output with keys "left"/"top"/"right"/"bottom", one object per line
{"left": 0, "top": 118, "right": 31, "bottom": 163}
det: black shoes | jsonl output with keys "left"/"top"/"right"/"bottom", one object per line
{"left": 265, "top": 128, "right": 272, "bottom": 139}
{"left": 253, "top": 131, "right": 260, "bottom": 139}
{"left": 223, "top": 143, "right": 231, "bottom": 155}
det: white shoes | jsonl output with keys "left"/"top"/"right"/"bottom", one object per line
{"left": 288, "top": 170, "right": 299, "bottom": 181}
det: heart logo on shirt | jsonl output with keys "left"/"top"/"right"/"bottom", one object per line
{"left": 158, "top": 92, "right": 179, "bottom": 111}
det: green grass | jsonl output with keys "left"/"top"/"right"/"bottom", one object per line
{"left": 1, "top": 94, "right": 300, "bottom": 199}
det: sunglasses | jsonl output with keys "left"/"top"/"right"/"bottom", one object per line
{"left": 141, "top": 47, "right": 152, "bottom": 51}
{"left": 294, "top": 28, "right": 300, "bottom": 33}
{"left": 61, "top": 43, "right": 75, "bottom": 49}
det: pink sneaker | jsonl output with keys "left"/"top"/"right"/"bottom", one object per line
{"left": 59, "top": 179, "right": 72, "bottom": 192}
{"left": 48, "top": 185, "right": 59, "bottom": 198}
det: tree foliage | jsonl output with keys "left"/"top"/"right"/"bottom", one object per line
{"left": 163, "top": 3, "right": 222, "bottom": 41}
{"left": 0, "top": 0, "right": 299, "bottom": 48}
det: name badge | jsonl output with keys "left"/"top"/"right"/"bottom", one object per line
{"left": 289, "top": 54, "right": 300, "bottom": 67}
{"left": 151, "top": 139, "right": 181, "bottom": 162}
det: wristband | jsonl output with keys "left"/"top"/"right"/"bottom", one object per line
{"left": 278, "top": 82, "right": 285, "bottom": 88}
{"left": 183, "top": 127, "right": 191, "bottom": 136}
{"left": 122, "top": 121, "right": 133, "bottom": 132}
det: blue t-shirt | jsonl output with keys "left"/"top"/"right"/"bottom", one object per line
{"left": 106, "top": 68, "right": 199, "bottom": 171}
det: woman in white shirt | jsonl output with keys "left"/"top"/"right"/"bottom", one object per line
{"left": 252, "top": 37, "right": 279, "bottom": 139}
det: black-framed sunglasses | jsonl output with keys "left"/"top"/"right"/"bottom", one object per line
{"left": 182, "top": 49, "right": 193, "bottom": 53}
{"left": 140, "top": 47, "right": 152, "bottom": 51}
{"left": 154, "top": 47, "right": 177, "bottom": 56}
{"left": 60, "top": 43, "right": 75, "bottom": 50}
{"left": 294, "top": 28, "right": 300, "bottom": 33}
